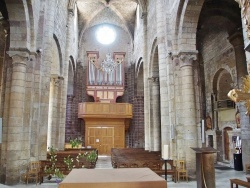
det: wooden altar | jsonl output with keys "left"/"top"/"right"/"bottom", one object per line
{"left": 59, "top": 168, "right": 167, "bottom": 188}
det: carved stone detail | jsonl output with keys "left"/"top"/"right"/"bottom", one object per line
{"left": 235, "top": 0, "right": 250, "bottom": 39}
{"left": 51, "top": 75, "right": 64, "bottom": 87}
{"left": 148, "top": 77, "right": 159, "bottom": 83}
{"left": 7, "top": 51, "right": 29, "bottom": 67}
{"left": 68, "top": 0, "right": 76, "bottom": 14}
{"left": 179, "top": 53, "right": 197, "bottom": 67}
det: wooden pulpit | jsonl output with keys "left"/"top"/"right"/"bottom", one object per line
{"left": 191, "top": 147, "right": 218, "bottom": 188}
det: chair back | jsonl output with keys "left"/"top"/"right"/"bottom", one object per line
{"left": 176, "top": 160, "right": 186, "bottom": 170}
{"left": 29, "top": 161, "right": 40, "bottom": 173}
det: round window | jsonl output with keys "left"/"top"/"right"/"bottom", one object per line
{"left": 96, "top": 25, "right": 116, "bottom": 45}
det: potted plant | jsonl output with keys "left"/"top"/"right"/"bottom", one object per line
{"left": 44, "top": 146, "right": 64, "bottom": 183}
{"left": 63, "top": 155, "right": 75, "bottom": 171}
{"left": 86, "top": 150, "right": 98, "bottom": 168}
{"left": 69, "top": 138, "right": 82, "bottom": 148}
{"left": 54, "top": 168, "right": 64, "bottom": 184}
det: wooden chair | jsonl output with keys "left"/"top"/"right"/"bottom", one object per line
{"left": 245, "top": 164, "right": 250, "bottom": 174}
{"left": 26, "top": 161, "right": 40, "bottom": 185}
{"left": 176, "top": 160, "right": 188, "bottom": 182}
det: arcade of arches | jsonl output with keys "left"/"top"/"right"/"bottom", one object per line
{"left": 0, "top": 0, "right": 250, "bottom": 185}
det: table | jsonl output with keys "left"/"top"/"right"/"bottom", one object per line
{"left": 59, "top": 168, "right": 167, "bottom": 188}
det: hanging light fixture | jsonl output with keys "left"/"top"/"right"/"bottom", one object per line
{"left": 100, "top": 53, "right": 121, "bottom": 74}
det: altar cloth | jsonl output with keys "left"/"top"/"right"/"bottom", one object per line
{"left": 59, "top": 168, "right": 167, "bottom": 188}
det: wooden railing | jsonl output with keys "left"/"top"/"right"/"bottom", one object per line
{"left": 78, "top": 102, "right": 132, "bottom": 119}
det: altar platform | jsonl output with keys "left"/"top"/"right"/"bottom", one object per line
{"left": 58, "top": 168, "right": 167, "bottom": 188}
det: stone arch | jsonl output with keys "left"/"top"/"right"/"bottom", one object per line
{"left": 135, "top": 57, "right": 143, "bottom": 78}
{"left": 177, "top": 0, "right": 204, "bottom": 52}
{"left": 5, "top": 0, "right": 34, "bottom": 51}
{"left": 212, "top": 68, "right": 234, "bottom": 100}
{"left": 171, "top": 0, "right": 185, "bottom": 51}
{"left": 148, "top": 37, "right": 161, "bottom": 151}
{"left": 138, "top": 0, "right": 147, "bottom": 15}
{"left": 47, "top": 34, "right": 63, "bottom": 149}
{"left": 135, "top": 57, "right": 144, "bottom": 96}
{"left": 149, "top": 38, "right": 159, "bottom": 77}
{"left": 26, "top": 0, "right": 36, "bottom": 51}
{"left": 52, "top": 34, "right": 63, "bottom": 75}
{"left": 67, "top": 56, "right": 75, "bottom": 95}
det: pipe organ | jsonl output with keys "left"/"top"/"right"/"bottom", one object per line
{"left": 78, "top": 51, "right": 132, "bottom": 155}
{"left": 86, "top": 51, "right": 125, "bottom": 103}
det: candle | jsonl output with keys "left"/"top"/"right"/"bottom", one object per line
{"left": 202, "top": 119, "right": 205, "bottom": 143}
{"left": 163, "top": 145, "right": 169, "bottom": 159}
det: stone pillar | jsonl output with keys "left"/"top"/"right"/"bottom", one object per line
{"left": 155, "top": 0, "right": 169, "bottom": 154}
{"left": 228, "top": 31, "right": 247, "bottom": 87}
{"left": 151, "top": 77, "right": 161, "bottom": 151}
{"left": 142, "top": 12, "right": 150, "bottom": 150}
{"left": 228, "top": 32, "right": 250, "bottom": 170}
{"left": 58, "top": 6, "right": 75, "bottom": 150}
{"left": 179, "top": 52, "right": 198, "bottom": 174}
{"left": 47, "top": 75, "right": 60, "bottom": 148}
{"left": 38, "top": 0, "right": 57, "bottom": 159}
{"left": 5, "top": 51, "right": 29, "bottom": 184}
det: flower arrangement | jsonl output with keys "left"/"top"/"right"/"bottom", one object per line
{"left": 76, "top": 152, "right": 88, "bottom": 168}
{"left": 86, "top": 150, "right": 98, "bottom": 163}
{"left": 69, "top": 137, "right": 82, "bottom": 148}
{"left": 44, "top": 146, "right": 64, "bottom": 180}
{"left": 63, "top": 155, "right": 75, "bottom": 171}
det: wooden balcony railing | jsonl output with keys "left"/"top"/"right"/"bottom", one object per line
{"left": 78, "top": 102, "right": 132, "bottom": 119}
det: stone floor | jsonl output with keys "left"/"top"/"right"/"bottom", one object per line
{"left": 0, "top": 156, "right": 248, "bottom": 188}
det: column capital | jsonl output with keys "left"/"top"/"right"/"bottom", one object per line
{"left": 68, "top": 0, "right": 76, "bottom": 15}
{"left": 7, "top": 51, "right": 29, "bottom": 66}
{"left": 148, "top": 77, "right": 159, "bottom": 84}
{"left": 178, "top": 51, "right": 198, "bottom": 67}
{"left": 51, "top": 75, "right": 64, "bottom": 87}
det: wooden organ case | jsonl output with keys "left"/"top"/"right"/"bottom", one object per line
{"left": 78, "top": 51, "right": 132, "bottom": 155}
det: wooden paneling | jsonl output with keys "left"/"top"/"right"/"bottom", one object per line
{"left": 85, "top": 119, "right": 125, "bottom": 155}
{"left": 78, "top": 102, "right": 132, "bottom": 119}
{"left": 79, "top": 103, "right": 132, "bottom": 155}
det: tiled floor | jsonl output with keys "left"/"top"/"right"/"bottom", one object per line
{"left": 0, "top": 156, "right": 248, "bottom": 188}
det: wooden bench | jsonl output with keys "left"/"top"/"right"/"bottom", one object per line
{"left": 230, "top": 178, "right": 250, "bottom": 188}
{"left": 111, "top": 148, "right": 177, "bottom": 182}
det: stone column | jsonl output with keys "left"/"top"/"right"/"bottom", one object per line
{"left": 228, "top": 31, "right": 247, "bottom": 87}
{"left": 156, "top": 0, "right": 169, "bottom": 154}
{"left": 228, "top": 31, "right": 250, "bottom": 169}
{"left": 148, "top": 78, "right": 153, "bottom": 151}
{"left": 179, "top": 52, "right": 198, "bottom": 174}
{"left": 152, "top": 77, "right": 161, "bottom": 151}
{"left": 47, "top": 75, "right": 60, "bottom": 148}
{"left": 5, "top": 51, "right": 29, "bottom": 184}
{"left": 57, "top": 6, "right": 75, "bottom": 150}
{"left": 142, "top": 12, "right": 150, "bottom": 150}
{"left": 38, "top": 0, "right": 57, "bottom": 159}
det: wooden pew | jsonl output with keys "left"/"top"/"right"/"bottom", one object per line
{"left": 230, "top": 178, "right": 250, "bottom": 188}
{"left": 111, "top": 148, "right": 177, "bottom": 182}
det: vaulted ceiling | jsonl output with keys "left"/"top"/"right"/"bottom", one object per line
{"left": 76, "top": 0, "right": 140, "bottom": 40}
